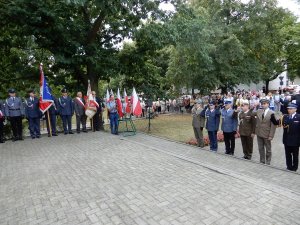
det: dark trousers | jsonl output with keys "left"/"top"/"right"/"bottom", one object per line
{"left": 0, "top": 119, "right": 4, "bottom": 142}
{"left": 61, "top": 115, "right": 72, "bottom": 133}
{"left": 28, "top": 117, "right": 41, "bottom": 137}
{"left": 284, "top": 145, "right": 299, "bottom": 171}
{"left": 76, "top": 114, "right": 87, "bottom": 132}
{"left": 240, "top": 135, "right": 253, "bottom": 159}
{"left": 92, "top": 111, "right": 101, "bottom": 131}
{"left": 45, "top": 113, "right": 57, "bottom": 135}
{"left": 109, "top": 112, "right": 119, "bottom": 134}
{"left": 10, "top": 116, "right": 23, "bottom": 139}
{"left": 208, "top": 131, "right": 218, "bottom": 151}
{"left": 223, "top": 132, "right": 235, "bottom": 155}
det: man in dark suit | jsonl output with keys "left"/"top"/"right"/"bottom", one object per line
{"left": 24, "top": 90, "right": 41, "bottom": 139}
{"left": 292, "top": 90, "right": 300, "bottom": 113}
{"left": 91, "top": 91, "right": 104, "bottom": 131}
{"left": 74, "top": 91, "right": 87, "bottom": 133}
{"left": 58, "top": 88, "right": 74, "bottom": 134}
{"left": 0, "top": 101, "right": 5, "bottom": 143}
{"left": 4, "top": 88, "right": 25, "bottom": 141}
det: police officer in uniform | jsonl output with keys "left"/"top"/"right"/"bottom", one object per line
{"left": 221, "top": 100, "right": 238, "bottom": 155}
{"left": 24, "top": 90, "right": 41, "bottom": 139}
{"left": 58, "top": 88, "right": 74, "bottom": 134}
{"left": 271, "top": 102, "right": 300, "bottom": 171}
{"left": 45, "top": 96, "right": 58, "bottom": 137}
{"left": 202, "top": 101, "right": 221, "bottom": 152}
{"left": 238, "top": 100, "right": 256, "bottom": 160}
{"left": 0, "top": 101, "right": 5, "bottom": 143}
{"left": 4, "top": 88, "right": 25, "bottom": 141}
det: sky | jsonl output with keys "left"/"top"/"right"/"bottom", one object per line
{"left": 160, "top": 0, "right": 300, "bottom": 18}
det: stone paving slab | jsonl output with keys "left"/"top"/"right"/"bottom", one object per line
{"left": 0, "top": 131, "right": 299, "bottom": 225}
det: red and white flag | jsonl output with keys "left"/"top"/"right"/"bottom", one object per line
{"left": 124, "top": 88, "right": 131, "bottom": 113}
{"left": 106, "top": 89, "right": 110, "bottom": 103}
{"left": 85, "top": 80, "right": 98, "bottom": 110}
{"left": 131, "top": 87, "right": 142, "bottom": 116}
{"left": 39, "top": 63, "right": 53, "bottom": 113}
{"left": 116, "top": 88, "right": 123, "bottom": 117}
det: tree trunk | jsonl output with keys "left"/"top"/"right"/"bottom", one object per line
{"left": 265, "top": 80, "right": 269, "bottom": 94}
{"left": 87, "top": 61, "right": 99, "bottom": 95}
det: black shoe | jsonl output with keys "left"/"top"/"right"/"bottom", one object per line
{"left": 19, "top": 137, "right": 24, "bottom": 140}
{"left": 12, "top": 137, "right": 18, "bottom": 142}
{"left": 31, "top": 136, "right": 35, "bottom": 139}
{"left": 36, "top": 136, "right": 40, "bottom": 139}
{"left": 77, "top": 131, "right": 80, "bottom": 134}
{"left": 82, "top": 130, "right": 88, "bottom": 133}
{"left": 52, "top": 133, "right": 58, "bottom": 136}
{"left": 0, "top": 140, "right": 4, "bottom": 143}
{"left": 69, "top": 131, "right": 74, "bottom": 134}
{"left": 64, "top": 133, "right": 68, "bottom": 135}
{"left": 48, "top": 134, "right": 51, "bottom": 137}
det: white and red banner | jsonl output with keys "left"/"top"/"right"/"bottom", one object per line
{"left": 124, "top": 88, "right": 131, "bottom": 114}
{"left": 116, "top": 88, "right": 123, "bottom": 117}
{"left": 39, "top": 63, "right": 53, "bottom": 113}
{"left": 85, "top": 80, "right": 98, "bottom": 118}
{"left": 131, "top": 87, "right": 142, "bottom": 116}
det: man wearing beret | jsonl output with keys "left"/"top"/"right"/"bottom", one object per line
{"left": 252, "top": 98, "right": 276, "bottom": 165}
{"left": 24, "top": 90, "right": 42, "bottom": 139}
{"left": 271, "top": 102, "right": 300, "bottom": 171}
{"left": 58, "top": 88, "right": 74, "bottom": 134}
{"left": 4, "top": 88, "right": 25, "bottom": 141}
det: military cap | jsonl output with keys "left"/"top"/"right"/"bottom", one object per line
{"left": 8, "top": 88, "right": 16, "bottom": 93}
{"left": 61, "top": 88, "right": 68, "bottom": 93}
{"left": 260, "top": 98, "right": 270, "bottom": 104}
{"left": 287, "top": 102, "right": 298, "bottom": 109}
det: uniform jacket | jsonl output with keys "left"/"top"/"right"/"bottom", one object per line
{"left": 4, "top": 96, "right": 25, "bottom": 117}
{"left": 238, "top": 110, "right": 256, "bottom": 136}
{"left": 282, "top": 114, "right": 300, "bottom": 146}
{"left": 221, "top": 108, "right": 238, "bottom": 133}
{"left": 192, "top": 106, "right": 205, "bottom": 128}
{"left": 58, "top": 96, "right": 74, "bottom": 116}
{"left": 48, "top": 97, "right": 59, "bottom": 115}
{"left": 0, "top": 101, "right": 5, "bottom": 121}
{"left": 254, "top": 109, "right": 276, "bottom": 139}
{"left": 74, "top": 97, "right": 86, "bottom": 116}
{"left": 203, "top": 107, "right": 221, "bottom": 132}
{"left": 24, "top": 97, "right": 41, "bottom": 118}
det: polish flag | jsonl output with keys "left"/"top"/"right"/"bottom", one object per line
{"left": 124, "top": 89, "right": 131, "bottom": 113}
{"left": 131, "top": 87, "right": 142, "bottom": 116}
{"left": 116, "top": 88, "right": 123, "bottom": 117}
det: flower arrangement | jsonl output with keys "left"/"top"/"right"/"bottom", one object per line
{"left": 186, "top": 131, "right": 240, "bottom": 146}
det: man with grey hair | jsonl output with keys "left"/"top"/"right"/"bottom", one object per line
{"left": 74, "top": 91, "right": 87, "bottom": 133}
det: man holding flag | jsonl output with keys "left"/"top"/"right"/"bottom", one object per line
{"left": 39, "top": 63, "right": 57, "bottom": 137}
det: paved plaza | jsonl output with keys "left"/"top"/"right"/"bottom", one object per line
{"left": 0, "top": 131, "right": 300, "bottom": 225}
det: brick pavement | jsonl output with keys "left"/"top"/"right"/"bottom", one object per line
{"left": 0, "top": 131, "right": 299, "bottom": 225}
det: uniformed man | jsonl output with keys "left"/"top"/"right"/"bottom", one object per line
{"left": 221, "top": 100, "right": 238, "bottom": 155}
{"left": 253, "top": 98, "right": 276, "bottom": 165}
{"left": 202, "top": 101, "right": 220, "bottom": 152}
{"left": 4, "top": 88, "right": 25, "bottom": 141}
{"left": 192, "top": 100, "right": 205, "bottom": 148}
{"left": 107, "top": 94, "right": 119, "bottom": 135}
{"left": 0, "top": 101, "right": 5, "bottom": 143}
{"left": 24, "top": 90, "right": 41, "bottom": 139}
{"left": 271, "top": 102, "right": 300, "bottom": 171}
{"left": 238, "top": 100, "right": 256, "bottom": 160}
{"left": 45, "top": 96, "right": 58, "bottom": 137}
{"left": 74, "top": 91, "right": 87, "bottom": 133}
{"left": 58, "top": 88, "right": 74, "bottom": 134}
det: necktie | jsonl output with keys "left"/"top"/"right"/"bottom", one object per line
{"left": 13, "top": 97, "right": 15, "bottom": 102}
{"left": 290, "top": 115, "right": 293, "bottom": 120}
{"left": 262, "top": 110, "right": 265, "bottom": 119}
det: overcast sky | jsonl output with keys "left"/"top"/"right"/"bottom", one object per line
{"left": 160, "top": 0, "right": 300, "bottom": 18}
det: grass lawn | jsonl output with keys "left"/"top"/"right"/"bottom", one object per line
{"left": 131, "top": 114, "right": 201, "bottom": 143}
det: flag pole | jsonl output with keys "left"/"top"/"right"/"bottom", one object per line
{"left": 47, "top": 110, "right": 52, "bottom": 137}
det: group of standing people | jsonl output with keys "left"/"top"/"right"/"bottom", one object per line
{"left": 0, "top": 88, "right": 105, "bottom": 143}
{"left": 191, "top": 90, "right": 300, "bottom": 172}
